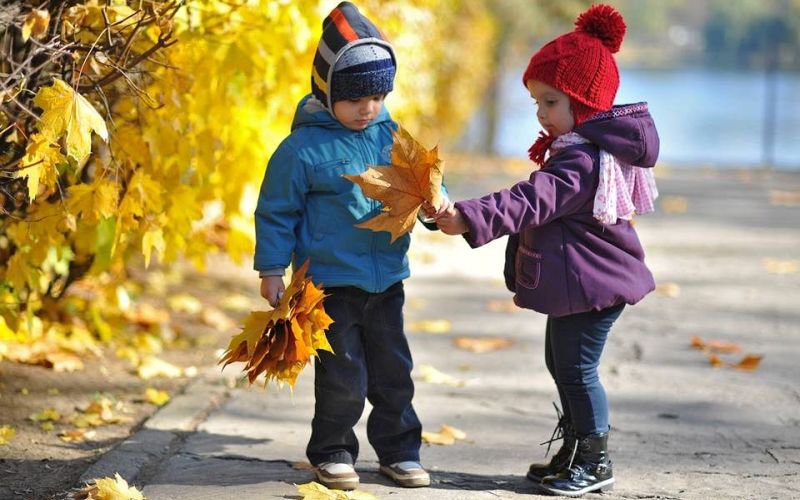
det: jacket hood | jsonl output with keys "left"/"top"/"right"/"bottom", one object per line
{"left": 311, "top": 2, "right": 396, "bottom": 112}
{"left": 291, "top": 94, "right": 391, "bottom": 131}
{"left": 574, "top": 102, "right": 659, "bottom": 167}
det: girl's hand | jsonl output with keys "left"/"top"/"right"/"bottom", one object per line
{"left": 434, "top": 202, "right": 469, "bottom": 235}
{"left": 260, "top": 276, "right": 285, "bottom": 307}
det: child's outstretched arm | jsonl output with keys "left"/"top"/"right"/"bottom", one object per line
{"left": 433, "top": 199, "right": 468, "bottom": 235}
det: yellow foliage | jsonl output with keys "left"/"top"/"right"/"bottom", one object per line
{"left": 77, "top": 473, "right": 145, "bottom": 500}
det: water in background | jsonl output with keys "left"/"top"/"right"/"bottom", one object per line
{"left": 466, "top": 66, "right": 800, "bottom": 169}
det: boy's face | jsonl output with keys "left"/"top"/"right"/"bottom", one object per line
{"left": 526, "top": 79, "right": 575, "bottom": 137}
{"left": 332, "top": 94, "right": 385, "bottom": 131}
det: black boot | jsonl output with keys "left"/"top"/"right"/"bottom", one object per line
{"left": 539, "top": 432, "right": 614, "bottom": 497}
{"left": 527, "top": 408, "right": 576, "bottom": 482}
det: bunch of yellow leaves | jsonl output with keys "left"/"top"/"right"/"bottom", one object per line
{"left": 218, "top": 261, "right": 333, "bottom": 387}
{"left": 344, "top": 126, "right": 444, "bottom": 242}
{"left": 72, "top": 473, "right": 144, "bottom": 500}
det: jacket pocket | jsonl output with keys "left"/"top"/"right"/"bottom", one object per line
{"left": 310, "top": 158, "right": 353, "bottom": 192}
{"left": 515, "top": 244, "right": 542, "bottom": 290}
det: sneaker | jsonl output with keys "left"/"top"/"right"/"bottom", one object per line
{"left": 379, "top": 461, "right": 431, "bottom": 488}
{"left": 314, "top": 462, "right": 360, "bottom": 490}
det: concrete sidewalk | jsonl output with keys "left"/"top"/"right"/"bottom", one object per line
{"left": 80, "top": 168, "right": 800, "bottom": 499}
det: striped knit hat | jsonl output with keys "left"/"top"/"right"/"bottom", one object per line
{"left": 523, "top": 4, "right": 627, "bottom": 125}
{"left": 312, "top": 2, "right": 396, "bottom": 111}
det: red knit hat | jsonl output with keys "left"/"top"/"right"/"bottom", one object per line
{"left": 523, "top": 4, "right": 626, "bottom": 125}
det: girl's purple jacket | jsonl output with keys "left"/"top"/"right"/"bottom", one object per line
{"left": 455, "top": 103, "right": 659, "bottom": 317}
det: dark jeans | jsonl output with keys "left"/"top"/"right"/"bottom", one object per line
{"left": 306, "top": 281, "right": 421, "bottom": 467}
{"left": 544, "top": 303, "right": 625, "bottom": 436}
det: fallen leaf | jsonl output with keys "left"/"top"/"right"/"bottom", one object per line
{"left": 144, "top": 387, "right": 170, "bottom": 406}
{"left": 416, "top": 364, "right": 465, "bottom": 387}
{"left": 762, "top": 259, "right": 799, "bottom": 275}
{"left": 706, "top": 353, "right": 723, "bottom": 368}
{"left": 201, "top": 307, "right": 236, "bottom": 331}
{"left": 422, "top": 423, "right": 467, "bottom": 446}
{"left": 655, "top": 282, "right": 681, "bottom": 298}
{"left": 29, "top": 408, "right": 61, "bottom": 422}
{"left": 296, "top": 481, "right": 376, "bottom": 500}
{"left": 21, "top": 9, "right": 50, "bottom": 42}
{"left": 0, "top": 425, "right": 16, "bottom": 445}
{"left": 690, "top": 336, "right": 741, "bottom": 353}
{"left": 40, "top": 422, "right": 55, "bottom": 432}
{"left": 344, "top": 126, "right": 444, "bottom": 242}
{"left": 661, "top": 196, "right": 688, "bottom": 214}
{"left": 486, "top": 299, "right": 519, "bottom": 313}
{"left": 75, "top": 473, "right": 144, "bottom": 500}
{"left": 137, "top": 356, "right": 182, "bottom": 379}
{"left": 59, "top": 429, "right": 95, "bottom": 442}
{"left": 453, "top": 336, "right": 513, "bottom": 353}
{"left": 408, "top": 319, "right": 451, "bottom": 334}
{"left": 733, "top": 354, "right": 763, "bottom": 372}
{"left": 768, "top": 190, "right": 800, "bottom": 207}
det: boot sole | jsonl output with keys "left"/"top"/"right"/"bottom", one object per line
{"left": 314, "top": 470, "right": 360, "bottom": 491}
{"left": 540, "top": 477, "right": 615, "bottom": 497}
{"left": 379, "top": 465, "right": 431, "bottom": 487}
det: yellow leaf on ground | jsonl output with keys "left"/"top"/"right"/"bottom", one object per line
{"left": 167, "top": 294, "right": 203, "bottom": 314}
{"left": 0, "top": 425, "right": 16, "bottom": 445}
{"left": 137, "top": 356, "right": 183, "bottom": 379}
{"left": 144, "top": 387, "right": 170, "bottom": 406}
{"left": 32, "top": 78, "right": 108, "bottom": 162}
{"left": 762, "top": 259, "right": 799, "bottom": 275}
{"left": 407, "top": 319, "right": 451, "bottom": 334}
{"left": 416, "top": 364, "right": 465, "bottom": 387}
{"left": 453, "top": 336, "right": 513, "bottom": 353}
{"left": 296, "top": 481, "right": 376, "bottom": 500}
{"left": 344, "top": 126, "right": 444, "bottom": 242}
{"left": 661, "top": 196, "right": 688, "bottom": 214}
{"left": 78, "top": 473, "right": 145, "bottom": 500}
{"left": 655, "top": 282, "right": 681, "bottom": 298}
{"left": 22, "top": 9, "right": 50, "bottom": 41}
{"left": 29, "top": 408, "right": 61, "bottom": 422}
{"left": 422, "top": 423, "right": 467, "bottom": 446}
{"left": 59, "top": 429, "right": 95, "bottom": 442}
{"left": 733, "top": 354, "right": 763, "bottom": 372}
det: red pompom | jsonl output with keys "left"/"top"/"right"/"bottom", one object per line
{"left": 575, "top": 4, "right": 626, "bottom": 53}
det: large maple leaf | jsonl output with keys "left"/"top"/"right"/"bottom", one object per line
{"left": 218, "top": 261, "right": 334, "bottom": 387}
{"left": 344, "top": 126, "right": 444, "bottom": 242}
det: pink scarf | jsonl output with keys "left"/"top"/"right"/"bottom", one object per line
{"left": 548, "top": 132, "right": 658, "bottom": 224}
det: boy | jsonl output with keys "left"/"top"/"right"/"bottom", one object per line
{"left": 254, "top": 1, "right": 430, "bottom": 491}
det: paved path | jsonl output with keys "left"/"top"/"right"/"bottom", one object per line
{"left": 81, "top": 168, "right": 800, "bottom": 499}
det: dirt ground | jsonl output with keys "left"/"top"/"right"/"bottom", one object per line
{"left": 0, "top": 262, "right": 261, "bottom": 500}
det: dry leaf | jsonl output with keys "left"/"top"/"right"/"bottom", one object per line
{"left": 655, "top": 282, "right": 681, "bottom": 298}
{"left": 74, "top": 473, "right": 144, "bottom": 500}
{"left": 59, "top": 429, "right": 95, "bottom": 442}
{"left": 661, "top": 196, "right": 688, "bottom": 214}
{"left": 0, "top": 425, "right": 16, "bottom": 445}
{"left": 486, "top": 299, "right": 519, "bottom": 313}
{"left": 422, "top": 423, "right": 467, "bottom": 446}
{"left": 343, "top": 126, "right": 444, "bottom": 242}
{"left": 762, "top": 259, "right": 799, "bottom": 275}
{"left": 218, "top": 260, "right": 334, "bottom": 387}
{"left": 768, "top": 190, "right": 800, "bottom": 207}
{"left": 22, "top": 9, "right": 50, "bottom": 42}
{"left": 416, "top": 364, "right": 465, "bottom": 387}
{"left": 29, "top": 408, "right": 61, "bottom": 422}
{"left": 690, "top": 336, "right": 742, "bottom": 353}
{"left": 144, "top": 387, "right": 170, "bottom": 406}
{"left": 408, "top": 319, "right": 451, "bottom": 334}
{"left": 167, "top": 293, "right": 203, "bottom": 314}
{"left": 296, "top": 481, "right": 376, "bottom": 499}
{"left": 454, "top": 336, "right": 513, "bottom": 353}
{"left": 733, "top": 354, "right": 763, "bottom": 372}
{"left": 137, "top": 356, "right": 183, "bottom": 379}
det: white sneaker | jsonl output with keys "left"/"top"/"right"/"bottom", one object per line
{"left": 379, "top": 461, "right": 431, "bottom": 487}
{"left": 314, "top": 462, "right": 360, "bottom": 490}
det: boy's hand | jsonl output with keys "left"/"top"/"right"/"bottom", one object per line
{"left": 434, "top": 201, "right": 469, "bottom": 235}
{"left": 260, "top": 276, "right": 285, "bottom": 308}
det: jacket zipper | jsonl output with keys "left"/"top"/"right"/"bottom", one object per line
{"left": 357, "top": 130, "right": 381, "bottom": 292}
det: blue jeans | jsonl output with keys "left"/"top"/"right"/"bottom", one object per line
{"left": 544, "top": 303, "right": 625, "bottom": 436}
{"left": 306, "top": 282, "right": 421, "bottom": 466}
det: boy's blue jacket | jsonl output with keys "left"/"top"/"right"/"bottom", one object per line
{"left": 254, "top": 94, "right": 410, "bottom": 292}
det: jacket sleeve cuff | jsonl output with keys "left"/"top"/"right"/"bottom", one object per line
{"left": 258, "top": 268, "right": 286, "bottom": 278}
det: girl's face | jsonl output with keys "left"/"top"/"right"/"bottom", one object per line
{"left": 332, "top": 94, "right": 385, "bottom": 130}
{"left": 526, "top": 79, "right": 575, "bottom": 137}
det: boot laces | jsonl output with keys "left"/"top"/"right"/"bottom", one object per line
{"left": 538, "top": 402, "right": 566, "bottom": 458}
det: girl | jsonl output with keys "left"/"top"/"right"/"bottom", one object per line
{"left": 434, "top": 4, "right": 659, "bottom": 497}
